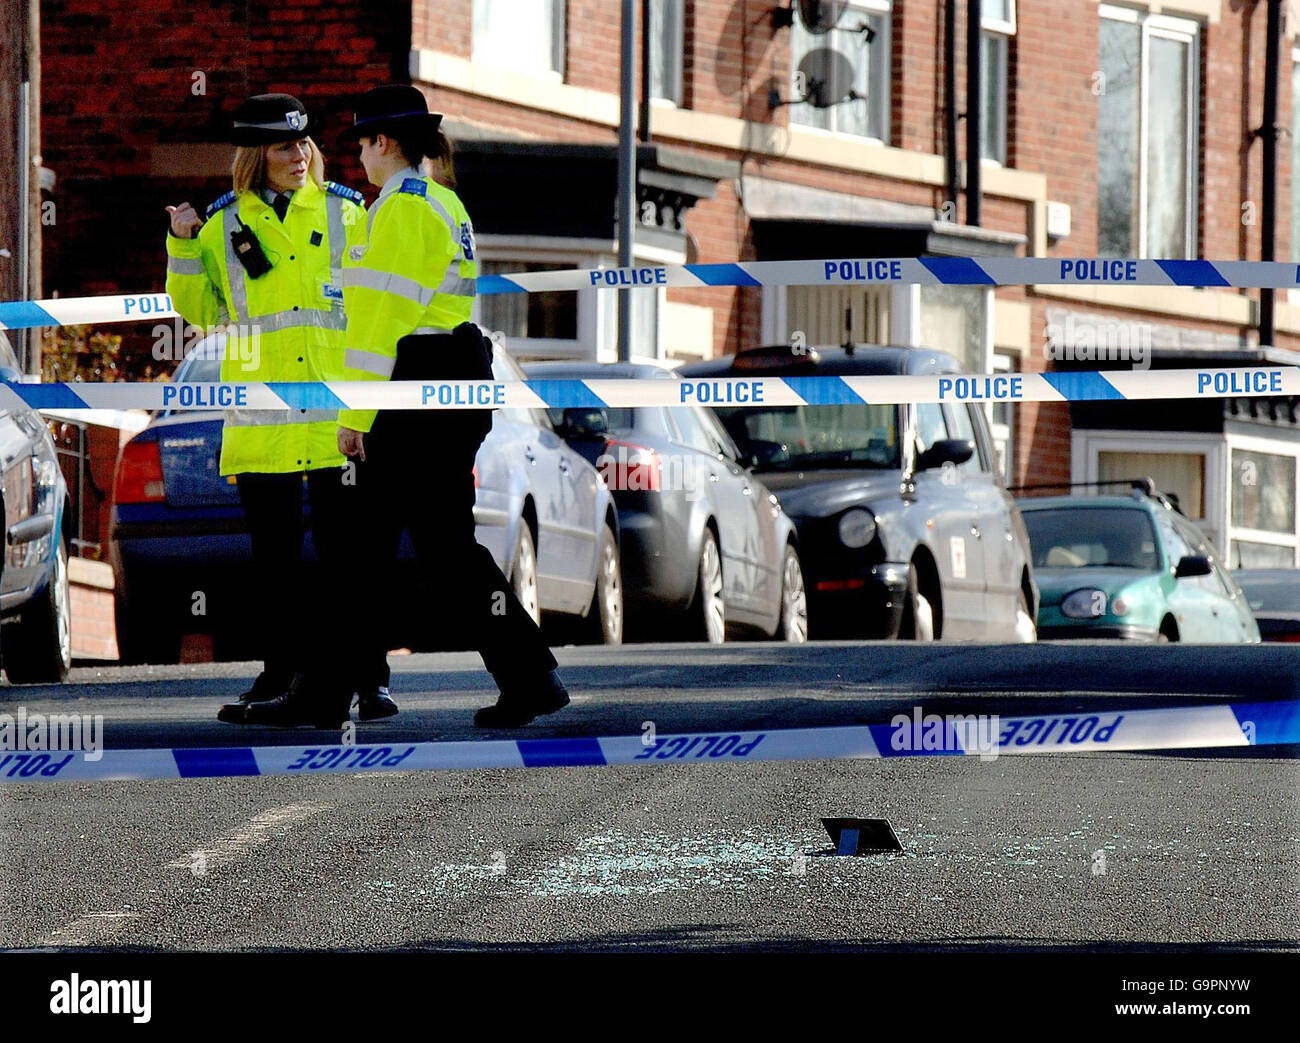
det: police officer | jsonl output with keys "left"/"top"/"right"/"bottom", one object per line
{"left": 328, "top": 84, "right": 568, "bottom": 728}
{"left": 165, "top": 93, "right": 395, "bottom": 726}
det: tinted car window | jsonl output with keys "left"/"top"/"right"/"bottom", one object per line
{"left": 671, "top": 405, "right": 719, "bottom": 455}
{"left": 712, "top": 403, "right": 900, "bottom": 470}
{"left": 1023, "top": 507, "right": 1159, "bottom": 570}
{"left": 914, "top": 402, "right": 949, "bottom": 455}
{"left": 944, "top": 403, "right": 984, "bottom": 474}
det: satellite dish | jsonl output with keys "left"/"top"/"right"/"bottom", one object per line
{"left": 796, "top": 48, "right": 858, "bottom": 108}
{"left": 797, "top": 0, "right": 846, "bottom": 34}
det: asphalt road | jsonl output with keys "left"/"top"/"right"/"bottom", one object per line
{"left": 1, "top": 642, "right": 1297, "bottom": 952}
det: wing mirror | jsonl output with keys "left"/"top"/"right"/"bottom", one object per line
{"left": 915, "top": 438, "right": 974, "bottom": 472}
{"left": 1174, "top": 554, "right": 1212, "bottom": 579}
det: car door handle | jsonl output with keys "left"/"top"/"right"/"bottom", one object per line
{"left": 558, "top": 458, "right": 570, "bottom": 474}
{"left": 970, "top": 525, "right": 980, "bottom": 537}
{"left": 709, "top": 472, "right": 720, "bottom": 482}
{"left": 524, "top": 447, "right": 536, "bottom": 464}
{"left": 742, "top": 484, "right": 752, "bottom": 495}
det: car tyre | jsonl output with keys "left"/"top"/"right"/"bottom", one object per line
{"left": 899, "top": 561, "right": 935, "bottom": 642}
{"left": 688, "top": 529, "right": 726, "bottom": 644}
{"left": 510, "top": 521, "right": 541, "bottom": 627}
{"left": 4, "top": 540, "right": 72, "bottom": 684}
{"left": 777, "top": 544, "right": 808, "bottom": 643}
{"left": 582, "top": 523, "right": 623, "bottom": 645}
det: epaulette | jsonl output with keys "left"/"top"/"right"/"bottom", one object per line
{"left": 205, "top": 191, "right": 237, "bottom": 219}
{"left": 398, "top": 177, "right": 428, "bottom": 198}
{"left": 325, "top": 181, "right": 364, "bottom": 204}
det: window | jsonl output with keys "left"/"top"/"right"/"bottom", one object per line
{"left": 918, "top": 284, "right": 988, "bottom": 375}
{"left": 649, "top": 0, "right": 685, "bottom": 105}
{"left": 980, "top": 0, "right": 1015, "bottom": 164}
{"left": 990, "top": 351, "right": 1015, "bottom": 479}
{"left": 1098, "top": 450, "right": 1205, "bottom": 520}
{"left": 1098, "top": 7, "right": 1199, "bottom": 258}
{"left": 914, "top": 402, "right": 950, "bottom": 456}
{"left": 791, "top": 0, "right": 891, "bottom": 141}
{"left": 473, "top": 0, "right": 565, "bottom": 76}
{"left": 943, "top": 403, "right": 986, "bottom": 474}
{"left": 1231, "top": 449, "right": 1296, "bottom": 534}
{"left": 478, "top": 261, "right": 578, "bottom": 345}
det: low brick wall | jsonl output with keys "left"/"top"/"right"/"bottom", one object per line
{"left": 69, "top": 557, "right": 118, "bottom": 661}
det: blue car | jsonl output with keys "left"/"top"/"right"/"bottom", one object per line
{"left": 0, "top": 333, "right": 72, "bottom": 683}
{"left": 109, "top": 335, "right": 622, "bottom": 663}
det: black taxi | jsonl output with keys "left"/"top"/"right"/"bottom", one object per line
{"left": 680, "top": 344, "right": 1038, "bottom": 641}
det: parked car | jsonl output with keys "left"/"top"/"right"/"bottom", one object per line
{"left": 1233, "top": 568, "right": 1300, "bottom": 642}
{"left": 680, "top": 344, "right": 1037, "bottom": 641}
{"left": 525, "top": 361, "right": 807, "bottom": 643}
{"left": 110, "top": 334, "right": 622, "bottom": 663}
{"left": 1018, "top": 487, "right": 1260, "bottom": 643}
{"left": 0, "top": 333, "right": 72, "bottom": 682}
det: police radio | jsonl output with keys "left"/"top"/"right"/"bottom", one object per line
{"left": 230, "top": 218, "right": 273, "bottom": 278}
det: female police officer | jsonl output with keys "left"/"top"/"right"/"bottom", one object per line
{"left": 324, "top": 84, "right": 569, "bottom": 729}
{"left": 165, "top": 93, "right": 394, "bottom": 726}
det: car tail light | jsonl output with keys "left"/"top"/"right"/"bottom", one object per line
{"left": 472, "top": 463, "right": 480, "bottom": 488}
{"left": 599, "top": 439, "right": 661, "bottom": 492}
{"left": 114, "top": 440, "right": 166, "bottom": 503}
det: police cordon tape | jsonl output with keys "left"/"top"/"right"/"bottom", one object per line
{"left": 2, "top": 367, "right": 1298, "bottom": 412}
{"left": 3, "top": 699, "right": 1296, "bottom": 783}
{"left": 10, "top": 256, "right": 1300, "bottom": 331}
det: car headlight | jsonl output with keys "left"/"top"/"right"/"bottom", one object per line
{"left": 838, "top": 508, "right": 877, "bottom": 549}
{"left": 1110, "top": 593, "right": 1131, "bottom": 617}
{"left": 1061, "top": 588, "right": 1108, "bottom": 619}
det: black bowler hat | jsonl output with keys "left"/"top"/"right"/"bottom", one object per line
{"left": 340, "top": 84, "right": 442, "bottom": 146}
{"left": 229, "top": 93, "right": 312, "bottom": 146}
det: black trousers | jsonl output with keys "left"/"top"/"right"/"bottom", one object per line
{"left": 235, "top": 468, "right": 387, "bottom": 693}
{"left": 343, "top": 330, "right": 558, "bottom": 690}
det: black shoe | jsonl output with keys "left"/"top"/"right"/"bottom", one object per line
{"left": 217, "top": 675, "right": 288, "bottom": 723}
{"left": 473, "top": 670, "right": 569, "bottom": 728}
{"left": 356, "top": 686, "right": 399, "bottom": 721}
{"left": 243, "top": 675, "right": 351, "bottom": 729}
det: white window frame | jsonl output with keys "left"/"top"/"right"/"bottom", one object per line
{"left": 1223, "top": 427, "right": 1300, "bottom": 566}
{"left": 980, "top": 0, "right": 1015, "bottom": 166}
{"left": 1071, "top": 428, "right": 1226, "bottom": 551}
{"left": 990, "top": 350, "right": 1014, "bottom": 482}
{"left": 789, "top": 0, "right": 892, "bottom": 144}
{"left": 471, "top": 0, "right": 566, "bottom": 80}
{"left": 649, "top": 0, "right": 686, "bottom": 107}
{"left": 1290, "top": 47, "right": 1300, "bottom": 303}
{"left": 474, "top": 236, "right": 679, "bottom": 363}
{"left": 1098, "top": 4, "right": 1200, "bottom": 259}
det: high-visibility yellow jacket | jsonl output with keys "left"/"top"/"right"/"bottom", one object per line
{"left": 164, "top": 178, "right": 367, "bottom": 475}
{"left": 338, "top": 167, "right": 478, "bottom": 433}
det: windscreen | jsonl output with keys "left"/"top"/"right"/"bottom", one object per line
{"left": 711, "top": 403, "right": 901, "bottom": 470}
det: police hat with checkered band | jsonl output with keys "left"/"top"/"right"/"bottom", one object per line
{"left": 339, "top": 84, "right": 442, "bottom": 148}
{"left": 229, "top": 93, "right": 313, "bottom": 146}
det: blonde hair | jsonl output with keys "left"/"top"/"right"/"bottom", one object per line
{"left": 425, "top": 128, "right": 457, "bottom": 190}
{"left": 231, "top": 137, "right": 325, "bottom": 195}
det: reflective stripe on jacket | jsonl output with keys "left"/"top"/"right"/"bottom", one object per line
{"left": 338, "top": 169, "right": 477, "bottom": 433}
{"left": 164, "top": 178, "right": 366, "bottom": 475}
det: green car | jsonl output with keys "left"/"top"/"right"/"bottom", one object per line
{"left": 1017, "top": 492, "right": 1260, "bottom": 643}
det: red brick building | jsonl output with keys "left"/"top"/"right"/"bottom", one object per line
{"left": 35, "top": 0, "right": 1300, "bottom": 568}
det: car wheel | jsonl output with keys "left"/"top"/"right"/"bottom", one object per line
{"left": 582, "top": 523, "right": 623, "bottom": 645}
{"left": 899, "top": 561, "right": 935, "bottom": 642}
{"left": 690, "top": 529, "right": 726, "bottom": 644}
{"left": 510, "top": 521, "right": 541, "bottom": 627}
{"left": 777, "top": 544, "right": 808, "bottom": 643}
{"left": 1014, "top": 587, "right": 1037, "bottom": 642}
{"left": 3, "top": 540, "right": 72, "bottom": 684}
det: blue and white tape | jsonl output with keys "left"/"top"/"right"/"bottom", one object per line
{"left": 2, "top": 367, "right": 1297, "bottom": 412}
{"left": 7, "top": 257, "right": 1300, "bottom": 331}
{"left": 3, "top": 700, "right": 1295, "bottom": 784}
